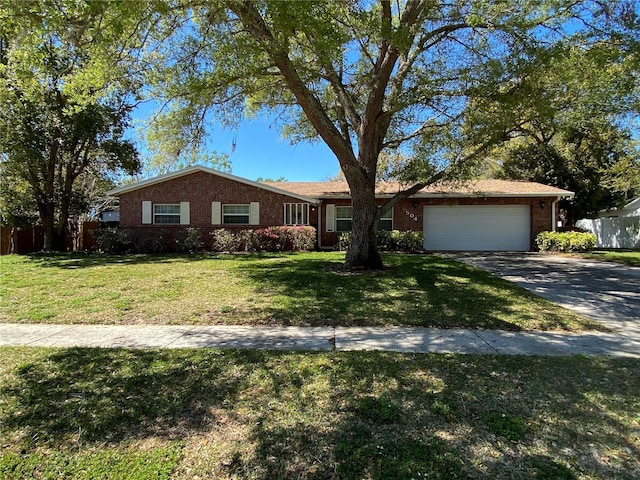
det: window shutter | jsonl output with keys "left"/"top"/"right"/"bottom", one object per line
{"left": 326, "top": 204, "right": 336, "bottom": 232}
{"left": 142, "top": 201, "right": 152, "bottom": 224}
{"left": 180, "top": 202, "right": 190, "bottom": 225}
{"left": 249, "top": 202, "right": 260, "bottom": 225}
{"left": 211, "top": 202, "right": 221, "bottom": 225}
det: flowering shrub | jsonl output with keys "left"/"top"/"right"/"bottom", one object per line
{"left": 210, "top": 229, "right": 238, "bottom": 252}
{"left": 535, "top": 231, "right": 596, "bottom": 252}
{"left": 210, "top": 226, "right": 316, "bottom": 252}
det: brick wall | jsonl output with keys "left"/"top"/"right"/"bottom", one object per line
{"left": 117, "top": 170, "right": 558, "bottom": 251}
{"left": 119, "top": 170, "right": 318, "bottom": 229}
{"left": 320, "top": 196, "right": 558, "bottom": 250}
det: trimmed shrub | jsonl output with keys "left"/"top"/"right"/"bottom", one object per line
{"left": 254, "top": 227, "right": 287, "bottom": 251}
{"left": 175, "top": 227, "right": 203, "bottom": 253}
{"left": 210, "top": 226, "right": 316, "bottom": 253}
{"left": 338, "top": 230, "right": 424, "bottom": 252}
{"left": 290, "top": 226, "right": 317, "bottom": 251}
{"left": 535, "top": 231, "right": 596, "bottom": 252}
{"left": 210, "top": 229, "right": 239, "bottom": 252}
{"left": 93, "top": 228, "right": 132, "bottom": 253}
{"left": 392, "top": 230, "right": 424, "bottom": 251}
{"left": 129, "top": 229, "right": 167, "bottom": 253}
{"left": 237, "top": 229, "right": 258, "bottom": 252}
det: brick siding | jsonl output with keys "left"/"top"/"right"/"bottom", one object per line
{"left": 119, "top": 170, "right": 318, "bottom": 229}
{"left": 117, "top": 170, "right": 559, "bottom": 251}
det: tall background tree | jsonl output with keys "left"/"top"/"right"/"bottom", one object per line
{"left": 145, "top": 0, "right": 639, "bottom": 268}
{"left": 478, "top": 36, "right": 640, "bottom": 222}
{"left": 0, "top": 0, "right": 151, "bottom": 250}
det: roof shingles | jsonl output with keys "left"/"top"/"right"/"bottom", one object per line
{"left": 266, "top": 179, "right": 573, "bottom": 198}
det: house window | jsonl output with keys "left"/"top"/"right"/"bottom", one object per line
{"left": 154, "top": 204, "right": 181, "bottom": 224}
{"left": 284, "top": 203, "right": 310, "bottom": 225}
{"left": 336, "top": 206, "right": 393, "bottom": 232}
{"left": 223, "top": 204, "right": 250, "bottom": 224}
{"left": 379, "top": 209, "right": 393, "bottom": 231}
{"left": 336, "top": 206, "right": 352, "bottom": 232}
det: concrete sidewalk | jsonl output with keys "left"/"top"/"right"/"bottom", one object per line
{"left": 1, "top": 324, "right": 639, "bottom": 357}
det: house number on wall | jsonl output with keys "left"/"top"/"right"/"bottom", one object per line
{"left": 405, "top": 210, "right": 419, "bottom": 222}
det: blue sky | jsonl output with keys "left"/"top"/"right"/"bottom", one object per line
{"left": 210, "top": 117, "right": 339, "bottom": 182}
{"left": 132, "top": 103, "right": 341, "bottom": 182}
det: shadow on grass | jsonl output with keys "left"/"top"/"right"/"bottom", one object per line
{"left": 2, "top": 349, "right": 639, "bottom": 479}
{"left": 22, "top": 252, "right": 285, "bottom": 270}
{"left": 237, "top": 254, "right": 587, "bottom": 330}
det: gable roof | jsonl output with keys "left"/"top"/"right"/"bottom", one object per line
{"left": 268, "top": 179, "right": 574, "bottom": 198}
{"left": 107, "top": 165, "right": 320, "bottom": 204}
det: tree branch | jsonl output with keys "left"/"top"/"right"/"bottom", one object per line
{"left": 229, "top": 1, "right": 357, "bottom": 168}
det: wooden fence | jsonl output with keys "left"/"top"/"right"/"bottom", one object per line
{"left": 0, "top": 222, "right": 100, "bottom": 255}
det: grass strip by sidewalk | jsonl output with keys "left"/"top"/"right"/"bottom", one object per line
{"left": 572, "top": 249, "right": 640, "bottom": 267}
{"left": 1, "top": 346, "right": 638, "bottom": 479}
{"left": 0, "top": 252, "right": 603, "bottom": 331}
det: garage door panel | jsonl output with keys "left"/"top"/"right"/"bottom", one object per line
{"left": 423, "top": 205, "right": 530, "bottom": 251}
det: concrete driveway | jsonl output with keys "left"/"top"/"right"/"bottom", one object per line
{"left": 447, "top": 252, "right": 640, "bottom": 338}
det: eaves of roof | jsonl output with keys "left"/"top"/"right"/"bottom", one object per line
{"left": 107, "top": 165, "right": 320, "bottom": 204}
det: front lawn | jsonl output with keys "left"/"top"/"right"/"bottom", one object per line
{"left": 0, "top": 252, "right": 603, "bottom": 331}
{"left": 1, "top": 347, "right": 638, "bottom": 479}
{"left": 576, "top": 249, "right": 640, "bottom": 267}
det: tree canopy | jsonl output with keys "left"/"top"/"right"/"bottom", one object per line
{"left": 143, "top": 0, "right": 639, "bottom": 267}
{"left": 2, "top": 1, "right": 638, "bottom": 261}
{"left": 0, "top": 0, "right": 150, "bottom": 249}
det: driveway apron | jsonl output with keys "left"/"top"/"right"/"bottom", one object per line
{"left": 446, "top": 252, "right": 640, "bottom": 338}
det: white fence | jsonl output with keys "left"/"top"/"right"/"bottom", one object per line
{"left": 576, "top": 216, "right": 640, "bottom": 248}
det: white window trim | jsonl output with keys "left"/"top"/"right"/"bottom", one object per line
{"left": 336, "top": 205, "right": 353, "bottom": 232}
{"left": 335, "top": 205, "right": 393, "bottom": 232}
{"left": 379, "top": 207, "right": 393, "bottom": 230}
{"left": 153, "top": 203, "right": 181, "bottom": 225}
{"left": 223, "top": 204, "right": 251, "bottom": 224}
{"left": 284, "top": 203, "right": 310, "bottom": 226}
{"left": 326, "top": 204, "right": 336, "bottom": 232}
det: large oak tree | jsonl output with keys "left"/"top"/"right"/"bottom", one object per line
{"left": 146, "top": 0, "right": 638, "bottom": 268}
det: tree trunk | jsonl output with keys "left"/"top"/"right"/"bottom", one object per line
{"left": 40, "top": 204, "right": 67, "bottom": 251}
{"left": 41, "top": 206, "right": 55, "bottom": 251}
{"left": 344, "top": 177, "right": 383, "bottom": 270}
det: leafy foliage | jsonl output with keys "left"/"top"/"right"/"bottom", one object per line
{"left": 490, "top": 123, "right": 639, "bottom": 221}
{"left": 210, "top": 226, "right": 317, "bottom": 252}
{"left": 535, "top": 231, "right": 597, "bottom": 252}
{"left": 142, "top": 0, "right": 639, "bottom": 267}
{"left": 0, "top": 1, "right": 147, "bottom": 249}
{"left": 339, "top": 230, "right": 424, "bottom": 252}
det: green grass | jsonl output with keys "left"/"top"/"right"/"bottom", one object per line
{"left": 1, "top": 347, "right": 638, "bottom": 479}
{"left": 574, "top": 249, "right": 640, "bottom": 267}
{"left": 0, "top": 252, "right": 603, "bottom": 331}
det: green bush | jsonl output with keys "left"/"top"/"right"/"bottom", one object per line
{"left": 93, "top": 228, "right": 132, "bottom": 253}
{"left": 338, "top": 230, "right": 424, "bottom": 252}
{"left": 210, "top": 227, "right": 316, "bottom": 253}
{"left": 392, "top": 230, "right": 424, "bottom": 251}
{"left": 175, "top": 227, "right": 203, "bottom": 253}
{"left": 535, "top": 231, "right": 596, "bottom": 252}
{"left": 210, "top": 229, "right": 239, "bottom": 252}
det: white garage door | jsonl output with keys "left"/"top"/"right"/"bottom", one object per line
{"left": 423, "top": 205, "right": 531, "bottom": 251}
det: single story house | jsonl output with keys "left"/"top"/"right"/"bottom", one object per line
{"left": 107, "top": 165, "right": 573, "bottom": 251}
